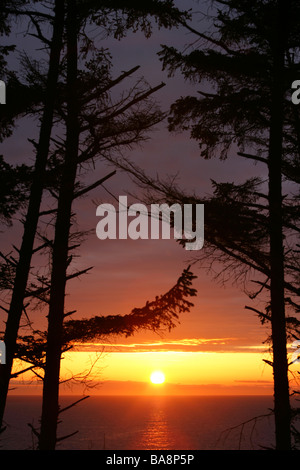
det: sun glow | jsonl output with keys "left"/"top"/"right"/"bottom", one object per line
{"left": 13, "top": 349, "right": 275, "bottom": 396}
{"left": 150, "top": 370, "right": 165, "bottom": 384}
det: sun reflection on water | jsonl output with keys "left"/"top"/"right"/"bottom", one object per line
{"left": 138, "top": 399, "right": 177, "bottom": 449}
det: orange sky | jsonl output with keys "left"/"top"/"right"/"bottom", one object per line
{"left": 9, "top": 223, "right": 300, "bottom": 395}
{"left": 10, "top": 337, "right": 300, "bottom": 396}
{"left": 3, "top": 3, "right": 300, "bottom": 399}
{"left": 7, "top": 164, "right": 295, "bottom": 396}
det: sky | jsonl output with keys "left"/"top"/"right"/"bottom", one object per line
{"left": 2, "top": 0, "right": 299, "bottom": 397}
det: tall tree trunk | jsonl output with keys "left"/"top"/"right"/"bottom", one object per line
{"left": 0, "top": 0, "right": 65, "bottom": 432}
{"left": 38, "top": 0, "right": 79, "bottom": 450}
{"left": 268, "top": 0, "right": 291, "bottom": 450}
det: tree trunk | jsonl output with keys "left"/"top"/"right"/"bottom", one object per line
{"left": 268, "top": 0, "right": 291, "bottom": 450}
{"left": 38, "top": 0, "right": 79, "bottom": 450}
{"left": 0, "top": 0, "right": 65, "bottom": 432}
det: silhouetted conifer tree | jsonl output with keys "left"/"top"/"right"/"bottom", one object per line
{"left": 0, "top": 0, "right": 65, "bottom": 433}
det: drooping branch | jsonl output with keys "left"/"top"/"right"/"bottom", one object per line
{"left": 63, "top": 267, "right": 197, "bottom": 343}
{"left": 14, "top": 267, "right": 196, "bottom": 371}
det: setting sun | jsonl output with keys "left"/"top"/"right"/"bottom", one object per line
{"left": 150, "top": 370, "right": 166, "bottom": 384}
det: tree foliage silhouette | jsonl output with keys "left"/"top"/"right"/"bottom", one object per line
{"left": 0, "top": 156, "right": 32, "bottom": 224}
{"left": 161, "top": 0, "right": 300, "bottom": 450}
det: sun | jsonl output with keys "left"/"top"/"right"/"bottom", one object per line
{"left": 150, "top": 371, "right": 165, "bottom": 385}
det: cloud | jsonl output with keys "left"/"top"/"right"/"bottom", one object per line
{"left": 72, "top": 337, "right": 267, "bottom": 354}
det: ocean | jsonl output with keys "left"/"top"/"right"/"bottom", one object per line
{"left": 1, "top": 395, "right": 276, "bottom": 450}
